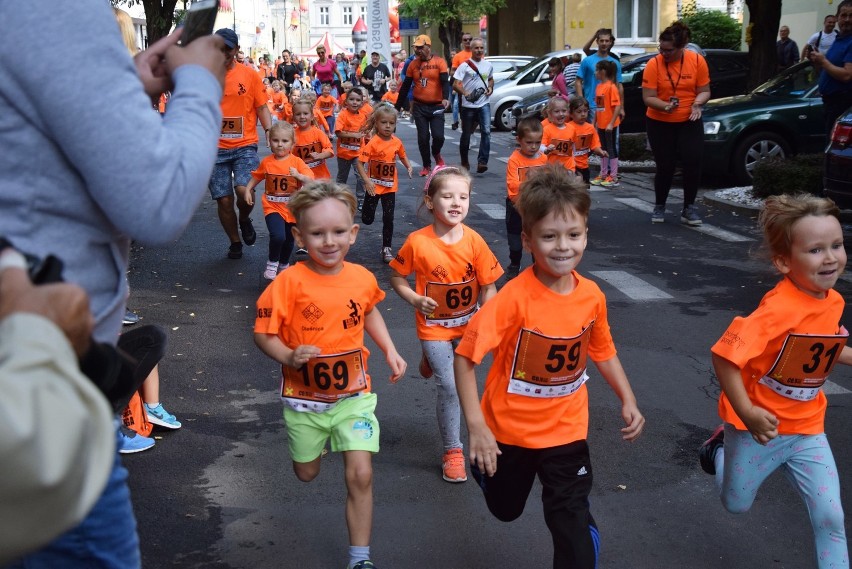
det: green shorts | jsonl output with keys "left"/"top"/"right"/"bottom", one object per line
{"left": 283, "top": 392, "right": 380, "bottom": 463}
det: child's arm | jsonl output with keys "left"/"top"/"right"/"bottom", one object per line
{"left": 837, "top": 345, "right": 852, "bottom": 366}
{"left": 287, "top": 168, "right": 313, "bottom": 185}
{"left": 354, "top": 160, "right": 376, "bottom": 196}
{"left": 364, "top": 308, "right": 406, "bottom": 383}
{"left": 254, "top": 333, "right": 321, "bottom": 368}
{"left": 338, "top": 130, "right": 364, "bottom": 139}
{"left": 606, "top": 103, "right": 622, "bottom": 131}
{"left": 591, "top": 145, "right": 608, "bottom": 158}
{"left": 593, "top": 355, "right": 645, "bottom": 441}
{"left": 390, "top": 271, "right": 438, "bottom": 314}
{"left": 399, "top": 155, "right": 413, "bottom": 178}
{"left": 712, "top": 352, "right": 778, "bottom": 444}
{"left": 479, "top": 283, "right": 498, "bottom": 305}
{"left": 309, "top": 149, "right": 335, "bottom": 161}
{"left": 242, "top": 178, "right": 259, "bottom": 206}
{"left": 454, "top": 354, "right": 501, "bottom": 476}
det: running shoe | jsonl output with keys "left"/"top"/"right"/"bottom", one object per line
{"left": 505, "top": 264, "right": 520, "bottom": 280}
{"left": 228, "top": 242, "right": 243, "bottom": 259}
{"left": 263, "top": 262, "right": 278, "bottom": 280}
{"left": 145, "top": 403, "right": 182, "bottom": 430}
{"left": 590, "top": 176, "right": 604, "bottom": 186}
{"left": 123, "top": 310, "right": 140, "bottom": 326}
{"left": 699, "top": 425, "right": 725, "bottom": 475}
{"left": 277, "top": 263, "right": 290, "bottom": 274}
{"left": 434, "top": 154, "right": 445, "bottom": 167}
{"left": 419, "top": 167, "right": 430, "bottom": 177}
{"left": 442, "top": 448, "right": 468, "bottom": 483}
{"left": 239, "top": 218, "right": 257, "bottom": 246}
{"left": 651, "top": 206, "right": 665, "bottom": 224}
{"left": 600, "top": 175, "right": 619, "bottom": 188}
{"left": 381, "top": 247, "right": 394, "bottom": 263}
{"left": 477, "top": 163, "right": 488, "bottom": 174}
{"left": 350, "top": 562, "right": 377, "bottom": 569}
{"left": 118, "top": 425, "right": 155, "bottom": 454}
{"left": 681, "top": 204, "right": 703, "bottom": 226}
{"left": 419, "top": 354, "right": 433, "bottom": 379}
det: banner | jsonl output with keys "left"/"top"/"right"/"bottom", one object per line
{"left": 367, "top": 0, "right": 392, "bottom": 66}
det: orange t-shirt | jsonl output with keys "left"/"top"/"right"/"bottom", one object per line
{"left": 406, "top": 56, "right": 449, "bottom": 104}
{"left": 338, "top": 92, "right": 348, "bottom": 107}
{"left": 335, "top": 108, "right": 368, "bottom": 160}
{"left": 572, "top": 122, "right": 601, "bottom": 170}
{"left": 540, "top": 118, "right": 551, "bottom": 129}
{"left": 642, "top": 50, "right": 710, "bottom": 123}
{"left": 316, "top": 94, "right": 337, "bottom": 117}
{"left": 271, "top": 91, "right": 287, "bottom": 119}
{"left": 456, "top": 268, "right": 617, "bottom": 448}
{"left": 390, "top": 225, "right": 503, "bottom": 341}
{"left": 506, "top": 149, "right": 548, "bottom": 203}
{"left": 451, "top": 50, "right": 473, "bottom": 71}
{"left": 542, "top": 122, "right": 576, "bottom": 170}
{"left": 219, "top": 63, "right": 268, "bottom": 149}
{"left": 255, "top": 262, "right": 386, "bottom": 413}
{"left": 313, "top": 107, "right": 330, "bottom": 132}
{"left": 381, "top": 91, "right": 399, "bottom": 105}
{"left": 251, "top": 154, "right": 315, "bottom": 222}
{"left": 294, "top": 126, "right": 333, "bottom": 179}
{"left": 711, "top": 277, "right": 848, "bottom": 435}
{"left": 358, "top": 135, "right": 407, "bottom": 194}
{"left": 361, "top": 102, "right": 374, "bottom": 117}
{"left": 594, "top": 81, "right": 622, "bottom": 129}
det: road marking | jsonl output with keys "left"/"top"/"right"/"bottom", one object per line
{"left": 615, "top": 198, "right": 753, "bottom": 242}
{"left": 824, "top": 381, "right": 852, "bottom": 396}
{"left": 589, "top": 270, "right": 672, "bottom": 300}
{"left": 496, "top": 157, "right": 509, "bottom": 164}
{"left": 478, "top": 203, "right": 505, "bottom": 219}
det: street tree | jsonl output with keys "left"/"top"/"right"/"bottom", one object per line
{"left": 744, "top": 0, "right": 782, "bottom": 90}
{"left": 111, "top": 0, "right": 183, "bottom": 45}
{"left": 399, "top": 0, "right": 506, "bottom": 60}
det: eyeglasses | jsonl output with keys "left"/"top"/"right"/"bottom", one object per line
{"left": 462, "top": 37, "right": 472, "bottom": 42}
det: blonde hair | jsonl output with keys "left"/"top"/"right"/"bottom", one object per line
{"left": 291, "top": 99, "right": 317, "bottom": 127}
{"left": 363, "top": 104, "right": 398, "bottom": 137}
{"left": 288, "top": 180, "right": 357, "bottom": 224}
{"left": 268, "top": 120, "right": 295, "bottom": 141}
{"left": 759, "top": 194, "right": 841, "bottom": 259}
{"left": 113, "top": 8, "right": 138, "bottom": 55}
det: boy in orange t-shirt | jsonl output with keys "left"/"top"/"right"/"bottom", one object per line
{"left": 354, "top": 105, "right": 412, "bottom": 263}
{"left": 569, "top": 97, "right": 606, "bottom": 185}
{"left": 316, "top": 82, "right": 338, "bottom": 136}
{"left": 505, "top": 117, "right": 547, "bottom": 279}
{"left": 381, "top": 80, "right": 399, "bottom": 106}
{"left": 335, "top": 87, "right": 368, "bottom": 209}
{"left": 455, "top": 164, "right": 644, "bottom": 569}
{"left": 593, "top": 60, "right": 621, "bottom": 187}
{"left": 254, "top": 180, "right": 406, "bottom": 569}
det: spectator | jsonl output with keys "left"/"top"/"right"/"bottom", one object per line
{"left": 804, "top": 14, "right": 838, "bottom": 58}
{"left": 776, "top": 26, "right": 799, "bottom": 70}
{"left": 360, "top": 51, "right": 392, "bottom": 102}
{"left": 808, "top": 0, "right": 852, "bottom": 136}
{"left": 277, "top": 50, "right": 301, "bottom": 91}
{"left": 394, "top": 49, "right": 408, "bottom": 81}
{"left": 450, "top": 34, "right": 474, "bottom": 130}
{"left": 312, "top": 45, "right": 344, "bottom": 93}
{"left": 575, "top": 28, "right": 623, "bottom": 125}
{"left": 0, "top": 0, "right": 226, "bottom": 565}
{"left": 563, "top": 53, "right": 582, "bottom": 96}
{"left": 453, "top": 37, "right": 494, "bottom": 173}
{"left": 547, "top": 56, "right": 568, "bottom": 97}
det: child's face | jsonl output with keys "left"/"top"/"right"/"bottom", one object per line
{"left": 292, "top": 198, "right": 359, "bottom": 275}
{"left": 293, "top": 107, "right": 312, "bottom": 128}
{"left": 389, "top": 82, "right": 398, "bottom": 93}
{"left": 376, "top": 114, "right": 397, "bottom": 138}
{"left": 549, "top": 102, "right": 568, "bottom": 125}
{"left": 290, "top": 89, "right": 301, "bottom": 102}
{"left": 272, "top": 83, "right": 281, "bottom": 92}
{"left": 347, "top": 93, "right": 364, "bottom": 112}
{"left": 426, "top": 176, "right": 470, "bottom": 229}
{"left": 775, "top": 214, "right": 846, "bottom": 299}
{"left": 517, "top": 131, "right": 542, "bottom": 158}
{"left": 322, "top": 84, "right": 331, "bottom": 96}
{"left": 522, "top": 206, "right": 588, "bottom": 288}
{"left": 595, "top": 68, "right": 605, "bottom": 81}
{"left": 570, "top": 107, "right": 589, "bottom": 124}
{"left": 270, "top": 129, "right": 294, "bottom": 158}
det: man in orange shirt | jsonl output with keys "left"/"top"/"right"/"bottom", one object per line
{"left": 395, "top": 35, "right": 451, "bottom": 176}
{"left": 210, "top": 29, "right": 273, "bottom": 260}
{"left": 449, "top": 33, "right": 473, "bottom": 130}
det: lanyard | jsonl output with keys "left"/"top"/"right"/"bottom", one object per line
{"left": 664, "top": 53, "right": 684, "bottom": 95}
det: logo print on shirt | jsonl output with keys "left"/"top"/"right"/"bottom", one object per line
{"left": 342, "top": 299, "right": 362, "bottom": 329}
{"left": 302, "top": 303, "right": 324, "bottom": 323}
{"left": 238, "top": 83, "right": 247, "bottom": 96}
{"left": 463, "top": 263, "right": 475, "bottom": 281}
{"left": 431, "top": 265, "right": 449, "bottom": 281}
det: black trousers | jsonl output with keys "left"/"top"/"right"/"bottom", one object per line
{"left": 361, "top": 192, "right": 396, "bottom": 248}
{"left": 412, "top": 101, "right": 446, "bottom": 168}
{"left": 645, "top": 117, "right": 703, "bottom": 208}
{"left": 472, "top": 440, "right": 599, "bottom": 569}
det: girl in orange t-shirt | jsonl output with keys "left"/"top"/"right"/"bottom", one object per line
{"left": 570, "top": 97, "right": 606, "bottom": 185}
{"left": 389, "top": 166, "right": 503, "bottom": 483}
{"left": 355, "top": 105, "right": 412, "bottom": 263}
{"left": 242, "top": 121, "right": 314, "bottom": 280}
{"left": 316, "top": 82, "right": 338, "bottom": 135}
{"left": 335, "top": 87, "right": 368, "bottom": 209}
{"left": 292, "top": 100, "right": 334, "bottom": 180}
{"left": 381, "top": 80, "right": 399, "bottom": 106}
{"left": 593, "top": 60, "right": 621, "bottom": 187}
{"left": 541, "top": 96, "right": 575, "bottom": 171}
{"left": 703, "top": 194, "right": 851, "bottom": 565}
{"left": 270, "top": 81, "right": 287, "bottom": 122}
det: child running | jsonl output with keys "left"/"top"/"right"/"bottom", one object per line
{"left": 389, "top": 166, "right": 503, "bottom": 483}
{"left": 316, "top": 82, "right": 338, "bottom": 136}
{"left": 701, "top": 193, "right": 851, "bottom": 568}
{"left": 569, "top": 97, "right": 607, "bottom": 185}
{"left": 505, "top": 116, "right": 547, "bottom": 280}
{"left": 455, "top": 164, "right": 645, "bottom": 569}
{"left": 592, "top": 60, "right": 621, "bottom": 187}
{"left": 354, "top": 104, "right": 413, "bottom": 263}
{"left": 541, "top": 96, "right": 575, "bottom": 172}
{"left": 254, "top": 180, "right": 407, "bottom": 569}
{"left": 292, "top": 99, "right": 334, "bottom": 180}
{"left": 335, "top": 87, "right": 368, "bottom": 211}
{"left": 241, "top": 121, "right": 314, "bottom": 280}
{"left": 381, "top": 80, "right": 399, "bottom": 106}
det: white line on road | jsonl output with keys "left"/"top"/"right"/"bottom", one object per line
{"left": 824, "top": 381, "right": 852, "bottom": 395}
{"left": 496, "top": 157, "right": 509, "bottom": 164}
{"left": 478, "top": 203, "right": 505, "bottom": 219}
{"left": 615, "top": 198, "right": 753, "bottom": 242}
{"left": 589, "top": 270, "right": 673, "bottom": 300}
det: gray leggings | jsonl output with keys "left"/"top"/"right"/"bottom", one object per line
{"left": 421, "top": 338, "right": 463, "bottom": 451}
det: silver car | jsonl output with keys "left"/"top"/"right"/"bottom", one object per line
{"left": 483, "top": 55, "right": 536, "bottom": 83}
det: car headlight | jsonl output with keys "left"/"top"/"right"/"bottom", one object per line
{"left": 704, "top": 121, "right": 721, "bottom": 135}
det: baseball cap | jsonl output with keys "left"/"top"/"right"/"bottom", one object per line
{"left": 215, "top": 28, "right": 239, "bottom": 49}
{"left": 413, "top": 35, "right": 431, "bottom": 47}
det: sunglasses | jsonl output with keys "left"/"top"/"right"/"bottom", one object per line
{"left": 462, "top": 38, "right": 472, "bottom": 42}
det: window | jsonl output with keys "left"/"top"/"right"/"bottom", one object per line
{"left": 616, "top": 0, "right": 654, "bottom": 40}
{"left": 319, "top": 6, "right": 329, "bottom": 26}
{"left": 359, "top": 5, "right": 367, "bottom": 22}
{"left": 343, "top": 6, "right": 353, "bottom": 26}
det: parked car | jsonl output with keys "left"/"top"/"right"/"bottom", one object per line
{"left": 484, "top": 55, "right": 536, "bottom": 83}
{"left": 824, "top": 107, "right": 852, "bottom": 209}
{"left": 703, "top": 61, "right": 823, "bottom": 185}
{"left": 490, "top": 46, "right": 645, "bottom": 131}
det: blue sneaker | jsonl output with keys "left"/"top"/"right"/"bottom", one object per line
{"left": 145, "top": 403, "right": 182, "bottom": 430}
{"left": 118, "top": 425, "right": 155, "bottom": 454}
{"left": 349, "top": 562, "right": 377, "bottom": 569}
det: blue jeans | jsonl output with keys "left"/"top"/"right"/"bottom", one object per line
{"left": 7, "top": 429, "right": 140, "bottom": 569}
{"left": 450, "top": 91, "right": 459, "bottom": 124}
{"left": 265, "top": 212, "right": 294, "bottom": 264}
{"left": 459, "top": 104, "right": 491, "bottom": 167}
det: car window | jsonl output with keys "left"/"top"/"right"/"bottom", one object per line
{"left": 518, "top": 62, "right": 548, "bottom": 85}
{"left": 710, "top": 56, "right": 743, "bottom": 73}
{"left": 754, "top": 62, "right": 819, "bottom": 97}
{"left": 490, "top": 60, "right": 516, "bottom": 74}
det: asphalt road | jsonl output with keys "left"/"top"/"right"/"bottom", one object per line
{"left": 125, "top": 117, "right": 852, "bottom": 568}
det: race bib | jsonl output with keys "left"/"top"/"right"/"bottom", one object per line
{"left": 550, "top": 138, "right": 573, "bottom": 156}
{"left": 758, "top": 328, "right": 848, "bottom": 401}
{"left": 424, "top": 279, "right": 480, "bottom": 328}
{"left": 516, "top": 165, "right": 541, "bottom": 184}
{"left": 221, "top": 116, "right": 244, "bottom": 139}
{"left": 339, "top": 135, "right": 362, "bottom": 151}
{"left": 294, "top": 141, "right": 324, "bottom": 169}
{"left": 508, "top": 325, "right": 593, "bottom": 398}
{"left": 369, "top": 160, "right": 396, "bottom": 188}
{"left": 574, "top": 133, "right": 593, "bottom": 156}
{"left": 265, "top": 174, "right": 299, "bottom": 203}
{"left": 281, "top": 349, "right": 368, "bottom": 412}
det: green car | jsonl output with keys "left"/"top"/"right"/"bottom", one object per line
{"left": 702, "top": 61, "right": 824, "bottom": 185}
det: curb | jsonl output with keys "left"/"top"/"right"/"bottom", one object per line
{"left": 702, "top": 191, "right": 760, "bottom": 216}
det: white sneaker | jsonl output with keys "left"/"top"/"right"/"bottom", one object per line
{"left": 382, "top": 247, "right": 393, "bottom": 263}
{"left": 263, "top": 261, "right": 278, "bottom": 280}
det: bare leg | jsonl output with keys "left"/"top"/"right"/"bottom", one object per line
{"left": 343, "top": 450, "right": 373, "bottom": 546}
{"left": 293, "top": 457, "right": 322, "bottom": 482}
{"left": 140, "top": 365, "right": 160, "bottom": 404}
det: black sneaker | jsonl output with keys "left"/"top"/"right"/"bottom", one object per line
{"left": 227, "top": 242, "right": 243, "bottom": 259}
{"left": 505, "top": 264, "right": 520, "bottom": 280}
{"left": 240, "top": 218, "right": 257, "bottom": 245}
{"left": 698, "top": 425, "right": 725, "bottom": 475}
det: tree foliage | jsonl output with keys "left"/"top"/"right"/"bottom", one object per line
{"left": 111, "top": 0, "right": 182, "bottom": 44}
{"left": 681, "top": 5, "right": 741, "bottom": 50}
{"left": 399, "top": 0, "right": 506, "bottom": 60}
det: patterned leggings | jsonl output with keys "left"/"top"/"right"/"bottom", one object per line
{"left": 714, "top": 424, "right": 848, "bottom": 567}
{"left": 420, "top": 339, "right": 462, "bottom": 451}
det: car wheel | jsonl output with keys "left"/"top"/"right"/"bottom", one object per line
{"left": 731, "top": 131, "right": 791, "bottom": 186}
{"left": 495, "top": 102, "right": 515, "bottom": 131}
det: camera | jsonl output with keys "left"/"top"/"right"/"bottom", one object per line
{"left": 466, "top": 87, "right": 486, "bottom": 103}
{"left": 0, "top": 237, "right": 144, "bottom": 413}
{"left": 669, "top": 96, "right": 680, "bottom": 108}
